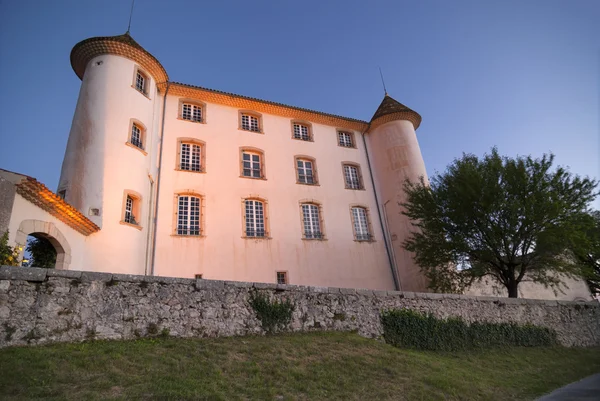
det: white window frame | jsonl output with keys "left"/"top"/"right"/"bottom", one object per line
{"left": 124, "top": 196, "right": 136, "bottom": 224}
{"left": 180, "top": 142, "right": 202, "bottom": 172}
{"left": 242, "top": 151, "right": 262, "bottom": 178}
{"left": 135, "top": 71, "right": 147, "bottom": 94}
{"left": 182, "top": 103, "right": 203, "bottom": 123}
{"left": 131, "top": 123, "right": 143, "bottom": 149}
{"left": 177, "top": 195, "right": 201, "bottom": 236}
{"left": 245, "top": 199, "right": 266, "bottom": 238}
{"left": 344, "top": 164, "right": 362, "bottom": 189}
{"left": 296, "top": 159, "right": 315, "bottom": 184}
{"left": 352, "top": 207, "right": 371, "bottom": 241}
{"left": 301, "top": 203, "right": 322, "bottom": 239}
{"left": 241, "top": 113, "right": 260, "bottom": 132}
{"left": 293, "top": 123, "right": 311, "bottom": 141}
{"left": 338, "top": 131, "right": 354, "bottom": 148}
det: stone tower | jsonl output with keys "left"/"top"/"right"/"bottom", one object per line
{"left": 366, "top": 95, "right": 429, "bottom": 292}
{"left": 57, "top": 33, "right": 168, "bottom": 274}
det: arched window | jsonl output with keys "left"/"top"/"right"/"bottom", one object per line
{"left": 175, "top": 193, "right": 203, "bottom": 236}
{"left": 120, "top": 190, "right": 142, "bottom": 229}
{"left": 300, "top": 201, "right": 325, "bottom": 240}
{"left": 350, "top": 206, "right": 373, "bottom": 241}
{"left": 342, "top": 162, "right": 364, "bottom": 190}
{"left": 295, "top": 156, "right": 318, "bottom": 185}
{"left": 177, "top": 138, "right": 206, "bottom": 172}
{"left": 126, "top": 119, "right": 147, "bottom": 154}
{"left": 239, "top": 111, "right": 262, "bottom": 133}
{"left": 133, "top": 66, "right": 150, "bottom": 96}
{"left": 179, "top": 99, "right": 206, "bottom": 123}
{"left": 240, "top": 147, "right": 265, "bottom": 179}
{"left": 337, "top": 130, "right": 356, "bottom": 148}
{"left": 243, "top": 198, "right": 269, "bottom": 238}
{"left": 291, "top": 121, "right": 313, "bottom": 141}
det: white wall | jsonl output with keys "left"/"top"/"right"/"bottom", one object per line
{"left": 366, "top": 119, "right": 430, "bottom": 292}
{"left": 7, "top": 194, "right": 87, "bottom": 269}
{"left": 467, "top": 276, "right": 593, "bottom": 301}
{"left": 58, "top": 54, "right": 162, "bottom": 275}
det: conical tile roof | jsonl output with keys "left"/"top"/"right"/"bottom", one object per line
{"left": 369, "top": 94, "right": 421, "bottom": 130}
{"left": 70, "top": 32, "right": 168, "bottom": 83}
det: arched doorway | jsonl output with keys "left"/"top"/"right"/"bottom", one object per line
{"left": 14, "top": 220, "right": 71, "bottom": 269}
{"left": 23, "top": 234, "right": 57, "bottom": 267}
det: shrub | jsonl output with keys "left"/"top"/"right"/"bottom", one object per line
{"left": 380, "top": 309, "right": 557, "bottom": 351}
{"left": 249, "top": 291, "right": 294, "bottom": 334}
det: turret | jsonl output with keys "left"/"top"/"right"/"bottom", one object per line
{"left": 57, "top": 32, "right": 168, "bottom": 274}
{"left": 366, "top": 95, "right": 429, "bottom": 292}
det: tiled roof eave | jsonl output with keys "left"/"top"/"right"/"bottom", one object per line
{"left": 163, "top": 82, "right": 369, "bottom": 131}
{"left": 15, "top": 178, "right": 100, "bottom": 236}
{"left": 70, "top": 34, "right": 168, "bottom": 84}
{"left": 369, "top": 111, "right": 422, "bottom": 131}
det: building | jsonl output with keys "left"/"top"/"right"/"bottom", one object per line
{"left": 0, "top": 31, "right": 593, "bottom": 300}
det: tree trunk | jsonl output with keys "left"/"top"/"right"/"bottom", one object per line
{"left": 507, "top": 281, "right": 519, "bottom": 298}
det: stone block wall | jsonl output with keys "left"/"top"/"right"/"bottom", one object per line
{"left": 1, "top": 265, "right": 599, "bottom": 348}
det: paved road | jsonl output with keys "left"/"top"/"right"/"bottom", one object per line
{"left": 536, "top": 373, "right": 600, "bottom": 400}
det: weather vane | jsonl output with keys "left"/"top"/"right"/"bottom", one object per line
{"left": 379, "top": 66, "right": 388, "bottom": 95}
{"left": 127, "top": 0, "right": 136, "bottom": 33}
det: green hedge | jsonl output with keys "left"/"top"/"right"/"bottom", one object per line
{"left": 381, "top": 309, "right": 557, "bottom": 351}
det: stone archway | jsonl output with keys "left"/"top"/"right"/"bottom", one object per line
{"left": 14, "top": 220, "right": 72, "bottom": 270}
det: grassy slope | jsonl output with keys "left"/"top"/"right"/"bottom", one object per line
{"left": 1, "top": 332, "right": 599, "bottom": 401}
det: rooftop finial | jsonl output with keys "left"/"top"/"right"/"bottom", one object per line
{"left": 378, "top": 66, "right": 388, "bottom": 96}
{"left": 127, "top": 0, "right": 136, "bottom": 33}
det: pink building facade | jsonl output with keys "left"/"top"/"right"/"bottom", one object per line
{"left": 51, "top": 32, "right": 427, "bottom": 291}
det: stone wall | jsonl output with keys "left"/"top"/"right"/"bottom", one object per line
{"left": 1, "top": 265, "right": 599, "bottom": 349}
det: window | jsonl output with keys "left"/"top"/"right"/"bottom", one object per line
{"left": 240, "top": 112, "right": 261, "bottom": 132}
{"left": 244, "top": 199, "right": 267, "bottom": 238}
{"left": 292, "top": 122, "right": 312, "bottom": 141}
{"left": 134, "top": 68, "right": 149, "bottom": 95}
{"left": 338, "top": 131, "right": 355, "bottom": 148}
{"left": 296, "top": 157, "right": 317, "bottom": 185}
{"left": 176, "top": 195, "right": 201, "bottom": 236}
{"left": 343, "top": 163, "right": 364, "bottom": 190}
{"left": 240, "top": 148, "right": 265, "bottom": 179}
{"left": 130, "top": 123, "right": 143, "bottom": 149}
{"left": 121, "top": 191, "right": 142, "bottom": 229}
{"left": 351, "top": 206, "right": 372, "bottom": 241}
{"left": 180, "top": 142, "right": 202, "bottom": 172}
{"left": 301, "top": 203, "right": 324, "bottom": 239}
{"left": 127, "top": 119, "right": 147, "bottom": 154}
{"left": 124, "top": 196, "right": 136, "bottom": 224}
{"left": 57, "top": 190, "right": 66, "bottom": 200}
{"left": 195, "top": 274, "right": 203, "bottom": 279}
{"left": 276, "top": 271, "right": 288, "bottom": 285}
{"left": 180, "top": 101, "right": 204, "bottom": 123}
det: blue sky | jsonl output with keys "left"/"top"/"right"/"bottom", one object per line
{"left": 0, "top": 0, "right": 598, "bottom": 207}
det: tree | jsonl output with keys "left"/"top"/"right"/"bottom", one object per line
{"left": 26, "top": 237, "right": 56, "bottom": 268}
{"left": 402, "top": 148, "right": 598, "bottom": 298}
{"left": 0, "top": 231, "right": 20, "bottom": 266}
{"left": 572, "top": 211, "right": 600, "bottom": 296}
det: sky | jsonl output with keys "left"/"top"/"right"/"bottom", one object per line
{"left": 0, "top": 0, "right": 598, "bottom": 207}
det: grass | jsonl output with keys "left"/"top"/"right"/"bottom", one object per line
{"left": 1, "top": 332, "right": 599, "bottom": 400}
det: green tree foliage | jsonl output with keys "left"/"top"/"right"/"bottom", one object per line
{"left": 26, "top": 237, "right": 56, "bottom": 268}
{"left": 402, "top": 148, "right": 598, "bottom": 297}
{"left": 572, "top": 211, "right": 600, "bottom": 296}
{"left": 0, "top": 231, "right": 20, "bottom": 266}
